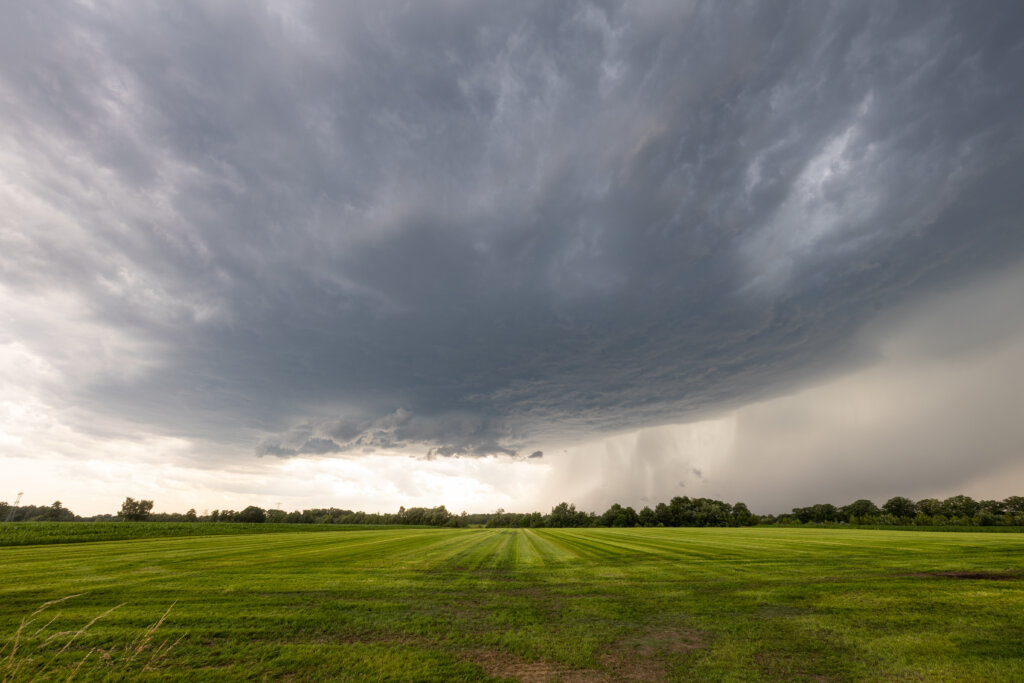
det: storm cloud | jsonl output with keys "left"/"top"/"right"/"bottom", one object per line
{"left": 2, "top": 0, "right": 1024, "bottom": 469}
{"left": 536, "top": 264, "right": 1024, "bottom": 513}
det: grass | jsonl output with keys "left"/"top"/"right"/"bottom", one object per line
{"left": 0, "top": 526, "right": 1022, "bottom": 680}
{"left": 1, "top": 593, "right": 179, "bottom": 682}
{"left": 0, "top": 522, "right": 413, "bottom": 547}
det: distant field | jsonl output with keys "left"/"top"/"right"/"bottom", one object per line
{"left": 1, "top": 527, "right": 1022, "bottom": 681}
{"left": 0, "top": 521, "right": 414, "bottom": 547}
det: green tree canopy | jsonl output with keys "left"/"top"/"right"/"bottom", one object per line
{"left": 119, "top": 497, "right": 154, "bottom": 521}
{"left": 882, "top": 496, "right": 917, "bottom": 519}
{"left": 842, "top": 499, "right": 879, "bottom": 522}
{"left": 237, "top": 506, "right": 266, "bottom": 523}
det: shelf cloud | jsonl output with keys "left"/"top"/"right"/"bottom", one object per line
{"left": 2, "top": 1, "right": 1023, "bottom": 512}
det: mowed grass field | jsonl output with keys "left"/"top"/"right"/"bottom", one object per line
{"left": 1, "top": 527, "right": 1023, "bottom": 681}
{"left": 0, "top": 522, "right": 408, "bottom": 547}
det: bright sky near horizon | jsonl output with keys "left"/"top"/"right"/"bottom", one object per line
{"left": 2, "top": 1, "right": 1024, "bottom": 516}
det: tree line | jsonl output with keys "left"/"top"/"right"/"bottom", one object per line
{"left": 781, "top": 495, "right": 1024, "bottom": 527}
{"left": 3, "top": 494, "right": 1024, "bottom": 528}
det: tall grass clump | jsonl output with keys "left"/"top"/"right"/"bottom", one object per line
{"left": 1, "top": 594, "right": 181, "bottom": 681}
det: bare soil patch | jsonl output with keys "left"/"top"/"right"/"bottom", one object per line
{"left": 753, "top": 653, "right": 840, "bottom": 682}
{"left": 600, "top": 627, "right": 706, "bottom": 681}
{"left": 906, "top": 571, "right": 1021, "bottom": 581}
{"left": 465, "top": 648, "right": 601, "bottom": 682}
{"left": 464, "top": 626, "right": 706, "bottom": 682}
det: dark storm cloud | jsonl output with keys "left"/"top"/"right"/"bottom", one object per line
{"left": 534, "top": 265, "right": 1024, "bottom": 514}
{"left": 2, "top": 1, "right": 1023, "bottom": 458}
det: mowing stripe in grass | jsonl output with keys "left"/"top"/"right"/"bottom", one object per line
{"left": 520, "top": 529, "right": 580, "bottom": 565}
{"left": 3, "top": 527, "right": 1024, "bottom": 681}
{"left": 512, "top": 529, "right": 543, "bottom": 567}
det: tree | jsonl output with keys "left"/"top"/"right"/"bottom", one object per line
{"left": 1003, "top": 496, "right": 1024, "bottom": 514}
{"left": 792, "top": 503, "right": 840, "bottom": 524}
{"left": 185, "top": 508, "right": 198, "bottom": 522}
{"left": 842, "top": 499, "right": 879, "bottom": 523}
{"left": 732, "top": 502, "right": 756, "bottom": 526}
{"left": 549, "top": 502, "right": 575, "bottom": 527}
{"left": 44, "top": 500, "right": 73, "bottom": 522}
{"left": 812, "top": 503, "right": 840, "bottom": 523}
{"left": 692, "top": 498, "right": 731, "bottom": 526}
{"left": 941, "top": 495, "right": 979, "bottom": 520}
{"left": 120, "top": 497, "right": 154, "bottom": 521}
{"left": 974, "top": 509, "right": 998, "bottom": 526}
{"left": 427, "top": 505, "right": 452, "bottom": 526}
{"left": 978, "top": 499, "right": 1005, "bottom": 516}
{"left": 237, "top": 506, "right": 266, "bottom": 523}
{"left": 654, "top": 502, "right": 672, "bottom": 527}
{"left": 668, "top": 496, "right": 695, "bottom": 526}
{"left": 600, "top": 503, "right": 623, "bottom": 527}
{"left": 600, "top": 503, "right": 639, "bottom": 527}
{"left": 549, "top": 502, "right": 588, "bottom": 528}
{"left": 882, "top": 497, "right": 917, "bottom": 520}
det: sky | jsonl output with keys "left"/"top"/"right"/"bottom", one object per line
{"left": 2, "top": 1, "right": 1023, "bottom": 516}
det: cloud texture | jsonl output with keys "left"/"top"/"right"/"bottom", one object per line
{"left": 538, "top": 265, "right": 1024, "bottom": 513}
{"left": 2, "top": 1, "right": 1023, "bottom": 465}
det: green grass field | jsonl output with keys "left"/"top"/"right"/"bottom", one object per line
{"left": 0, "top": 522, "right": 414, "bottom": 547}
{"left": 1, "top": 526, "right": 1022, "bottom": 681}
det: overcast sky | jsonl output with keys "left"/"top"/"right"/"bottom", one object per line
{"left": 2, "top": 1, "right": 1023, "bottom": 516}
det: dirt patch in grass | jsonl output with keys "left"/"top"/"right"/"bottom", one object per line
{"left": 905, "top": 571, "right": 1022, "bottom": 581}
{"left": 464, "top": 627, "right": 706, "bottom": 682}
{"left": 465, "top": 648, "right": 601, "bottom": 682}
{"left": 753, "top": 653, "right": 839, "bottom": 682}
{"left": 599, "top": 627, "right": 706, "bottom": 681}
